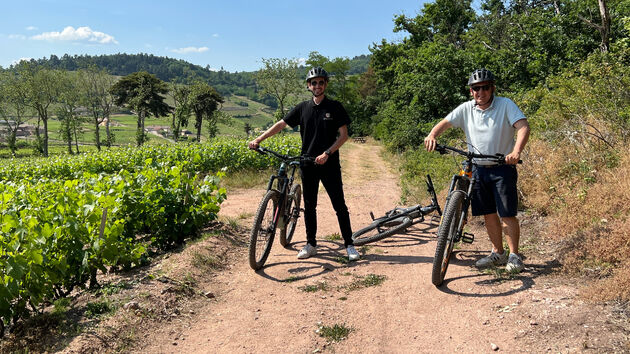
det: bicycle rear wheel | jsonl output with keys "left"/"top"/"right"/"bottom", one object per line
{"left": 352, "top": 215, "right": 412, "bottom": 246}
{"left": 249, "top": 190, "right": 280, "bottom": 270}
{"left": 431, "top": 191, "right": 465, "bottom": 286}
{"left": 280, "top": 184, "right": 301, "bottom": 247}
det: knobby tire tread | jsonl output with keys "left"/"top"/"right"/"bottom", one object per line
{"left": 431, "top": 191, "right": 465, "bottom": 286}
{"left": 280, "top": 184, "right": 301, "bottom": 247}
{"left": 248, "top": 190, "right": 280, "bottom": 270}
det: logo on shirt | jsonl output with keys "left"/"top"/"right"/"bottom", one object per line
{"left": 324, "top": 113, "right": 332, "bottom": 120}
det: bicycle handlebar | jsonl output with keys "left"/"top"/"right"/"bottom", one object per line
{"left": 254, "top": 146, "right": 315, "bottom": 163}
{"left": 435, "top": 144, "right": 522, "bottom": 164}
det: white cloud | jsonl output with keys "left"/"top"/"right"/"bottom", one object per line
{"left": 26, "top": 26, "right": 37, "bottom": 31}
{"left": 8, "top": 34, "right": 26, "bottom": 40}
{"left": 12, "top": 58, "right": 32, "bottom": 65}
{"left": 212, "top": 34, "right": 219, "bottom": 38}
{"left": 171, "top": 46, "right": 209, "bottom": 54}
{"left": 31, "top": 26, "right": 118, "bottom": 44}
{"left": 297, "top": 57, "right": 307, "bottom": 67}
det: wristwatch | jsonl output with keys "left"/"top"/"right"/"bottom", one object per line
{"left": 325, "top": 149, "right": 332, "bottom": 156}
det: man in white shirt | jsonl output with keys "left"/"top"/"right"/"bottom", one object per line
{"left": 424, "top": 68, "right": 530, "bottom": 273}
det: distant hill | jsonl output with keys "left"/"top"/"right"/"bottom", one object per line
{"left": 19, "top": 53, "right": 371, "bottom": 108}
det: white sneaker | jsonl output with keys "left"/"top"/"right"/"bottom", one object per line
{"left": 505, "top": 253, "right": 524, "bottom": 273}
{"left": 347, "top": 245, "right": 360, "bottom": 261}
{"left": 297, "top": 244, "right": 317, "bottom": 259}
{"left": 475, "top": 251, "right": 508, "bottom": 268}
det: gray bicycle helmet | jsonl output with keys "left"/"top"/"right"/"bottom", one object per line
{"left": 467, "top": 68, "right": 495, "bottom": 85}
{"left": 306, "top": 67, "right": 329, "bottom": 81}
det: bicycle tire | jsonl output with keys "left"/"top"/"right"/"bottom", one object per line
{"left": 248, "top": 190, "right": 280, "bottom": 270}
{"left": 431, "top": 191, "right": 465, "bottom": 286}
{"left": 352, "top": 215, "right": 413, "bottom": 246}
{"left": 280, "top": 184, "right": 301, "bottom": 247}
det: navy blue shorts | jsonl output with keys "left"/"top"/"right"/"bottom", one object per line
{"left": 471, "top": 164, "right": 518, "bottom": 217}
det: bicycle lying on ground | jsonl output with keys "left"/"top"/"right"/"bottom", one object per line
{"left": 351, "top": 175, "right": 442, "bottom": 246}
{"left": 431, "top": 144, "right": 521, "bottom": 287}
{"left": 248, "top": 147, "right": 314, "bottom": 270}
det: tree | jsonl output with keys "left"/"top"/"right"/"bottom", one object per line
{"left": 18, "top": 62, "right": 61, "bottom": 156}
{"left": 255, "top": 58, "right": 302, "bottom": 119}
{"left": 109, "top": 71, "right": 171, "bottom": 146}
{"left": 168, "top": 82, "right": 191, "bottom": 142}
{"left": 57, "top": 71, "right": 85, "bottom": 154}
{"left": 188, "top": 82, "right": 224, "bottom": 141}
{"left": 0, "top": 70, "right": 32, "bottom": 155}
{"left": 78, "top": 66, "right": 116, "bottom": 150}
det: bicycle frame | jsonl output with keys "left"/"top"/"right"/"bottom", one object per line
{"left": 380, "top": 174, "right": 442, "bottom": 225}
{"left": 256, "top": 147, "right": 312, "bottom": 232}
{"left": 265, "top": 159, "right": 300, "bottom": 230}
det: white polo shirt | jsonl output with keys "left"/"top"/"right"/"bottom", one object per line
{"left": 445, "top": 96, "right": 526, "bottom": 165}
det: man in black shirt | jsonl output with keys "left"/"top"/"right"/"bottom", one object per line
{"left": 248, "top": 67, "right": 359, "bottom": 261}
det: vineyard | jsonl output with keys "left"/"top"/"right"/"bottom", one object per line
{"left": 0, "top": 134, "right": 300, "bottom": 334}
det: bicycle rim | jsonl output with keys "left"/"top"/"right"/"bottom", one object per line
{"left": 248, "top": 190, "right": 280, "bottom": 270}
{"left": 352, "top": 216, "right": 412, "bottom": 246}
{"left": 431, "top": 191, "right": 465, "bottom": 286}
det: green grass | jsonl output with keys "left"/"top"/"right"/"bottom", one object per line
{"left": 299, "top": 281, "right": 329, "bottom": 292}
{"left": 324, "top": 233, "right": 342, "bottom": 241}
{"left": 191, "top": 251, "right": 225, "bottom": 270}
{"left": 84, "top": 299, "right": 114, "bottom": 318}
{"left": 343, "top": 274, "right": 387, "bottom": 291}
{"left": 317, "top": 323, "right": 352, "bottom": 342}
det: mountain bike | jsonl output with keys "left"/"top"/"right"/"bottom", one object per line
{"left": 248, "top": 147, "right": 314, "bottom": 270}
{"left": 431, "top": 144, "right": 521, "bottom": 286}
{"left": 351, "top": 175, "right": 442, "bottom": 246}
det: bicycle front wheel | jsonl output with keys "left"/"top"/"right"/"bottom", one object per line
{"left": 249, "top": 190, "right": 280, "bottom": 270}
{"left": 280, "top": 184, "right": 301, "bottom": 247}
{"left": 431, "top": 191, "right": 465, "bottom": 286}
{"left": 352, "top": 215, "right": 412, "bottom": 246}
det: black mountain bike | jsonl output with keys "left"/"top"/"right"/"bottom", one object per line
{"left": 248, "top": 147, "right": 314, "bottom": 270}
{"left": 431, "top": 144, "right": 521, "bottom": 286}
{"left": 351, "top": 175, "right": 442, "bottom": 246}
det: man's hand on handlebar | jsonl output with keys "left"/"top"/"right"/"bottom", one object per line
{"left": 248, "top": 139, "right": 261, "bottom": 150}
{"left": 424, "top": 135, "right": 438, "bottom": 152}
{"left": 505, "top": 151, "right": 521, "bottom": 165}
{"left": 314, "top": 152, "right": 328, "bottom": 165}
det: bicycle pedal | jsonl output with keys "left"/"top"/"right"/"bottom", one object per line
{"left": 370, "top": 211, "right": 375, "bottom": 221}
{"left": 461, "top": 232, "right": 474, "bottom": 243}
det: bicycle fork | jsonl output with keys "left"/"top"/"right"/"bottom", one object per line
{"left": 445, "top": 177, "right": 475, "bottom": 244}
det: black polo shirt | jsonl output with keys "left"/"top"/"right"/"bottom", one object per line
{"left": 283, "top": 96, "right": 351, "bottom": 161}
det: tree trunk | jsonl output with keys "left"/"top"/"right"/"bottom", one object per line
{"left": 137, "top": 111, "right": 146, "bottom": 146}
{"left": 73, "top": 123, "right": 80, "bottom": 154}
{"left": 94, "top": 116, "right": 101, "bottom": 151}
{"left": 105, "top": 116, "right": 112, "bottom": 148}
{"left": 8, "top": 130, "right": 17, "bottom": 156}
{"left": 42, "top": 117, "right": 49, "bottom": 157}
{"left": 66, "top": 122, "right": 73, "bottom": 154}
{"left": 598, "top": 0, "right": 610, "bottom": 52}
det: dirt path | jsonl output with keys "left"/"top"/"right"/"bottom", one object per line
{"left": 137, "top": 140, "right": 627, "bottom": 353}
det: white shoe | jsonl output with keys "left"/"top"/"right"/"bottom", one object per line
{"left": 347, "top": 245, "right": 360, "bottom": 261}
{"left": 475, "top": 251, "right": 508, "bottom": 268}
{"left": 297, "top": 244, "right": 317, "bottom": 259}
{"left": 505, "top": 253, "right": 524, "bottom": 273}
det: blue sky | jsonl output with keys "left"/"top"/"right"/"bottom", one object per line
{"left": 0, "top": 0, "right": 430, "bottom": 72}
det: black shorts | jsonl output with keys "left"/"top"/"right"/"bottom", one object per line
{"left": 471, "top": 165, "right": 518, "bottom": 217}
